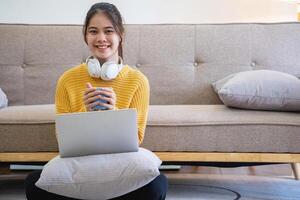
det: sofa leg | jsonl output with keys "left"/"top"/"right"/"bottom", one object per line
{"left": 291, "top": 163, "right": 300, "bottom": 180}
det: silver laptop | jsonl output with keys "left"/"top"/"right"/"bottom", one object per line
{"left": 55, "top": 109, "right": 138, "bottom": 157}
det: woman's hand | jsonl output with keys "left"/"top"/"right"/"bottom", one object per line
{"left": 83, "top": 83, "right": 117, "bottom": 111}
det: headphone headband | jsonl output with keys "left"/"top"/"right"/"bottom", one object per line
{"left": 86, "top": 56, "right": 123, "bottom": 80}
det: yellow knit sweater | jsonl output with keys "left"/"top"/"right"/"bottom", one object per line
{"left": 55, "top": 64, "right": 150, "bottom": 144}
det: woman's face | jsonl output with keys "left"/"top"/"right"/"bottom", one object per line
{"left": 86, "top": 12, "right": 120, "bottom": 64}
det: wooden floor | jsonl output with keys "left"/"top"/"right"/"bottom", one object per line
{"left": 0, "top": 163, "right": 298, "bottom": 200}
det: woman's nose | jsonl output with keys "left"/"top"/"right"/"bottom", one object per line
{"left": 96, "top": 32, "right": 107, "bottom": 42}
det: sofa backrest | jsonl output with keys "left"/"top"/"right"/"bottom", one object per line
{"left": 0, "top": 23, "right": 299, "bottom": 106}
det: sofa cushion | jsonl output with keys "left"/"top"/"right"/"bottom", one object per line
{"left": 142, "top": 105, "right": 300, "bottom": 153}
{"left": 0, "top": 104, "right": 55, "bottom": 123}
{"left": 1, "top": 104, "right": 300, "bottom": 153}
{"left": 0, "top": 104, "right": 58, "bottom": 152}
{"left": 212, "top": 70, "right": 300, "bottom": 111}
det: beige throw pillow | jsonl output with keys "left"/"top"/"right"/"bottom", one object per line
{"left": 0, "top": 88, "right": 8, "bottom": 108}
{"left": 212, "top": 70, "right": 300, "bottom": 111}
{"left": 36, "top": 148, "right": 162, "bottom": 200}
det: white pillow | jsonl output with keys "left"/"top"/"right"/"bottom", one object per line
{"left": 36, "top": 148, "right": 162, "bottom": 200}
{"left": 212, "top": 70, "right": 300, "bottom": 111}
{"left": 0, "top": 88, "right": 8, "bottom": 108}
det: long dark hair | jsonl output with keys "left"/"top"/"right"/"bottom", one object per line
{"left": 83, "top": 2, "right": 124, "bottom": 58}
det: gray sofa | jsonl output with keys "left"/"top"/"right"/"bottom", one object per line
{"left": 0, "top": 23, "right": 300, "bottom": 178}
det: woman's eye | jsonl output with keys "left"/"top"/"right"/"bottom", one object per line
{"left": 105, "top": 29, "right": 114, "bottom": 34}
{"left": 89, "top": 30, "right": 97, "bottom": 34}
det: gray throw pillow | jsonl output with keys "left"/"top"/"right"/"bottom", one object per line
{"left": 0, "top": 88, "right": 8, "bottom": 108}
{"left": 36, "top": 148, "right": 162, "bottom": 200}
{"left": 212, "top": 70, "right": 300, "bottom": 111}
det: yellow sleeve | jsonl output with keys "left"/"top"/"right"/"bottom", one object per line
{"left": 55, "top": 74, "right": 87, "bottom": 114}
{"left": 55, "top": 76, "right": 71, "bottom": 114}
{"left": 129, "top": 75, "right": 150, "bottom": 145}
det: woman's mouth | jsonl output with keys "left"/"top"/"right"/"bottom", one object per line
{"left": 95, "top": 44, "right": 110, "bottom": 50}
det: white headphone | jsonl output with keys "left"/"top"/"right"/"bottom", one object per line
{"left": 86, "top": 56, "right": 123, "bottom": 80}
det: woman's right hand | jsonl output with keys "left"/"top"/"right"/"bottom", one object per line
{"left": 83, "top": 83, "right": 100, "bottom": 111}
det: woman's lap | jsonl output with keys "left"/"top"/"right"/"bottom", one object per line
{"left": 25, "top": 170, "right": 168, "bottom": 200}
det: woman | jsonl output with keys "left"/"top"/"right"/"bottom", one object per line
{"left": 25, "top": 2, "right": 168, "bottom": 200}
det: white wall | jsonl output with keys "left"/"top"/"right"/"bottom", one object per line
{"left": 0, "top": 0, "right": 297, "bottom": 24}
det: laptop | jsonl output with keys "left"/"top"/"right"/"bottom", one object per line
{"left": 55, "top": 109, "right": 138, "bottom": 157}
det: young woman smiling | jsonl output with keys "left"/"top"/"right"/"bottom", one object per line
{"left": 25, "top": 2, "right": 168, "bottom": 200}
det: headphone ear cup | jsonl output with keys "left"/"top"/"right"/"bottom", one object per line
{"left": 100, "top": 63, "right": 120, "bottom": 80}
{"left": 87, "top": 58, "right": 101, "bottom": 78}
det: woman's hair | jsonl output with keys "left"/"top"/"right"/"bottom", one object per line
{"left": 83, "top": 2, "right": 124, "bottom": 58}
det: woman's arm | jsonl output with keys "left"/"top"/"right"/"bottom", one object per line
{"left": 55, "top": 76, "right": 72, "bottom": 114}
{"left": 129, "top": 75, "right": 150, "bottom": 144}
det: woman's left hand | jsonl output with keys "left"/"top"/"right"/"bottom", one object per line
{"left": 97, "top": 87, "right": 117, "bottom": 110}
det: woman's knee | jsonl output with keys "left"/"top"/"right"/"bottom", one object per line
{"left": 25, "top": 171, "right": 41, "bottom": 189}
{"left": 24, "top": 170, "right": 42, "bottom": 200}
{"left": 143, "top": 173, "right": 168, "bottom": 199}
